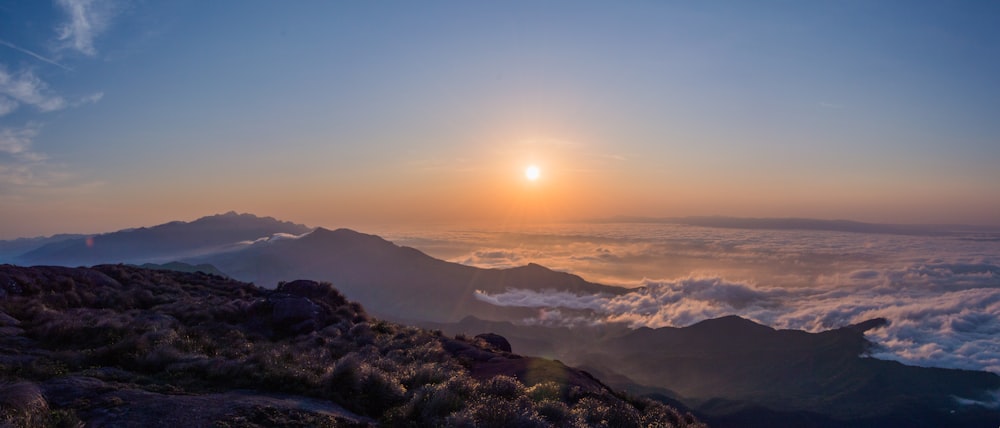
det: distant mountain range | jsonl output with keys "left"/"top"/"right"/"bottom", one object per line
{"left": 428, "top": 315, "right": 1000, "bottom": 427}
{"left": 191, "top": 227, "right": 621, "bottom": 322}
{"left": 2, "top": 213, "right": 622, "bottom": 323}
{"left": 9, "top": 211, "right": 311, "bottom": 266}
{"left": 4, "top": 212, "right": 1000, "bottom": 426}
{"left": 601, "top": 215, "right": 1000, "bottom": 236}
{"left": 9, "top": 213, "right": 996, "bottom": 267}
{"left": 0, "top": 233, "right": 87, "bottom": 261}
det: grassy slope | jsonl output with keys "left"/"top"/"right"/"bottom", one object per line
{"left": 0, "top": 264, "right": 703, "bottom": 428}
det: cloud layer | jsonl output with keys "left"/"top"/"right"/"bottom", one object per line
{"left": 390, "top": 223, "right": 1000, "bottom": 374}
{"left": 476, "top": 261, "right": 1000, "bottom": 373}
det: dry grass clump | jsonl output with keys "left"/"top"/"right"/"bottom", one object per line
{"left": 0, "top": 382, "right": 48, "bottom": 427}
{"left": 0, "top": 265, "right": 703, "bottom": 427}
{"left": 0, "top": 382, "right": 81, "bottom": 428}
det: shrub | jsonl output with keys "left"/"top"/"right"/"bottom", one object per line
{"left": 348, "top": 323, "right": 374, "bottom": 346}
{"left": 0, "top": 382, "right": 49, "bottom": 427}
{"left": 408, "top": 375, "right": 476, "bottom": 423}
{"left": 371, "top": 319, "right": 395, "bottom": 335}
{"left": 571, "top": 396, "right": 644, "bottom": 428}
{"left": 403, "top": 363, "right": 449, "bottom": 388}
{"left": 527, "top": 381, "right": 564, "bottom": 402}
{"left": 0, "top": 265, "right": 705, "bottom": 427}
{"left": 536, "top": 400, "right": 576, "bottom": 426}
{"left": 357, "top": 365, "right": 407, "bottom": 415}
{"left": 447, "top": 395, "right": 547, "bottom": 428}
{"left": 325, "top": 354, "right": 362, "bottom": 399}
{"left": 476, "top": 375, "right": 526, "bottom": 400}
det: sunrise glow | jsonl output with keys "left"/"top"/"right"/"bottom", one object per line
{"left": 525, "top": 165, "right": 541, "bottom": 181}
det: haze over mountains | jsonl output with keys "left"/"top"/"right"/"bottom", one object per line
{"left": 432, "top": 315, "right": 1000, "bottom": 427}
{"left": 3, "top": 212, "right": 1000, "bottom": 426}
{"left": 604, "top": 216, "right": 1000, "bottom": 236}
{"left": 194, "top": 227, "right": 620, "bottom": 322}
{"left": 12, "top": 212, "right": 311, "bottom": 267}
{"left": 3, "top": 213, "right": 620, "bottom": 323}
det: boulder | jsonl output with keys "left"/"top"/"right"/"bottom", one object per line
{"left": 475, "top": 333, "right": 512, "bottom": 353}
{"left": 271, "top": 296, "right": 318, "bottom": 325}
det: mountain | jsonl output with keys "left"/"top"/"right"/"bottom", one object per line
{"left": 602, "top": 215, "right": 1000, "bottom": 236}
{"left": 7, "top": 215, "right": 628, "bottom": 323}
{"left": 0, "top": 264, "right": 703, "bottom": 427}
{"left": 9, "top": 214, "right": 1000, "bottom": 425}
{"left": 429, "top": 315, "right": 1000, "bottom": 427}
{"left": 15, "top": 212, "right": 311, "bottom": 266}
{"left": 194, "top": 227, "right": 624, "bottom": 323}
{"left": 0, "top": 233, "right": 85, "bottom": 263}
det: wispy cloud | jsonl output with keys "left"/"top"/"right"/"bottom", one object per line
{"left": 55, "top": 0, "right": 118, "bottom": 56}
{"left": 73, "top": 91, "right": 104, "bottom": 107}
{"left": 0, "top": 97, "right": 17, "bottom": 116}
{"left": 0, "top": 124, "right": 100, "bottom": 195}
{"left": 0, "top": 68, "right": 104, "bottom": 191}
{"left": 0, "top": 123, "right": 43, "bottom": 157}
{"left": 0, "top": 1, "right": 115, "bottom": 197}
{"left": 0, "top": 124, "right": 61, "bottom": 190}
{"left": 0, "top": 66, "right": 68, "bottom": 115}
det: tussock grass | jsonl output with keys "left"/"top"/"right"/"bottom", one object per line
{"left": 0, "top": 265, "right": 704, "bottom": 427}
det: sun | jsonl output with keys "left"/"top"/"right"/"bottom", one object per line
{"left": 524, "top": 165, "right": 541, "bottom": 181}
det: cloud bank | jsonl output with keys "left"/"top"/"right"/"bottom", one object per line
{"left": 404, "top": 223, "right": 1000, "bottom": 374}
{"left": 476, "top": 259, "right": 1000, "bottom": 373}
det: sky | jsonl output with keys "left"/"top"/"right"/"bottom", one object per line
{"left": 2, "top": 1, "right": 999, "bottom": 239}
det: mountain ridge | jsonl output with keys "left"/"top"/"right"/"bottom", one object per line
{"left": 426, "top": 314, "right": 1000, "bottom": 427}
{"left": 14, "top": 212, "right": 312, "bottom": 266}
{"left": 194, "top": 226, "right": 624, "bottom": 322}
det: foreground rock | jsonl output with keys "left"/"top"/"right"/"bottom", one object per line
{"left": 0, "top": 264, "right": 703, "bottom": 427}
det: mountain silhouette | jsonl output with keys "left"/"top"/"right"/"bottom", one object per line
{"left": 431, "top": 315, "right": 1000, "bottom": 427}
{"left": 15, "top": 212, "right": 311, "bottom": 266}
{"left": 0, "top": 233, "right": 86, "bottom": 263}
{"left": 195, "top": 227, "right": 624, "bottom": 322}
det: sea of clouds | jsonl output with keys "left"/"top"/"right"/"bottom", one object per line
{"left": 387, "top": 223, "right": 1000, "bottom": 374}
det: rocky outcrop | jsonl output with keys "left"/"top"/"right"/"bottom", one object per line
{"left": 475, "top": 332, "right": 513, "bottom": 353}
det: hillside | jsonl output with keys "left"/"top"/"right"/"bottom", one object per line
{"left": 14, "top": 212, "right": 311, "bottom": 266}
{"left": 4, "top": 216, "right": 628, "bottom": 324}
{"left": 430, "top": 316, "right": 1000, "bottom": 427}
{"left": 0, "top": 235, "right": 87, "bottom": 263}
{"left": 0, "top": 264, "right": 702, "bottom": 427}
{"left": 194, "top": 227, "right": 624, "bottom": 322}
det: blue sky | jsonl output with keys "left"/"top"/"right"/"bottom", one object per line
{"left": 1, "top": 1, "right": 999, "bottom": 238}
